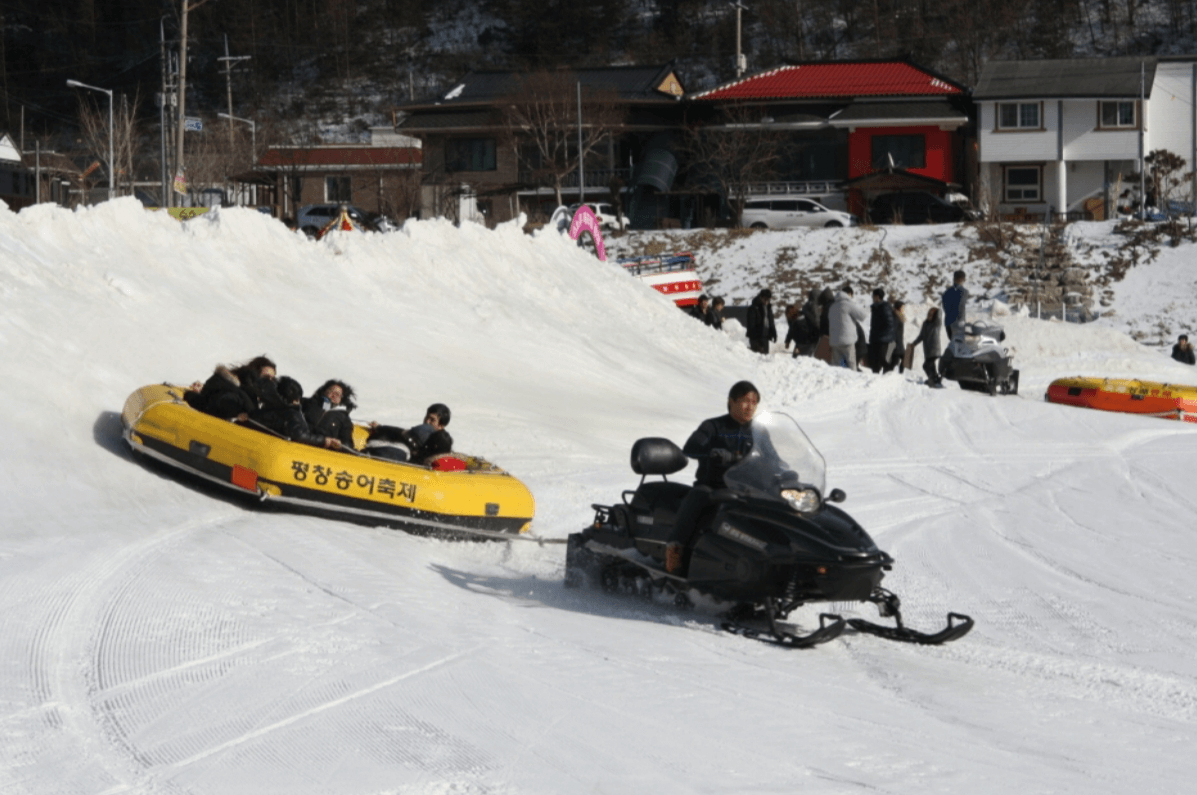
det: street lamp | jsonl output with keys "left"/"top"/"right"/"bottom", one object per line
{"left": 67, "top": 79, "right": 114, "bottom": 201}
{"left": 217, "top": 112, "right": 256, "bottom": 155}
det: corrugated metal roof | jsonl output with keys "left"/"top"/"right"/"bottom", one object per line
{"left": 690, "top": 62, "right": 963, "bottom": 101}
{"left": 974, "top": 57, "right": 1157, "bottom": 99}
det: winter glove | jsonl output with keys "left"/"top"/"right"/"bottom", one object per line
{"left": 710, "top": 448, "right": 736, "bottom": 466}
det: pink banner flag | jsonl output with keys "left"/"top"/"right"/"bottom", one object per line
{"left": 567, "top": 205, "right": 606, "bottom": 261}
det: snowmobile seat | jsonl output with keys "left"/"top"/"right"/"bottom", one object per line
{"left": 628, "top": 481, "right": 691, "bottom": 540}
{"left": 630, "top": 437, "right": 688, "bottom": 477}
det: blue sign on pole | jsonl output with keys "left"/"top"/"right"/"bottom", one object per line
{"left": 184, "top": 118, "right": 203, "bottom": 132}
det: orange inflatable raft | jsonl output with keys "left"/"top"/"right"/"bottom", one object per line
{"left": 1045, "top": 376, "right": 1197, "bottom": 423}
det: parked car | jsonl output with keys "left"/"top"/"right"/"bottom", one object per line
{"left": 550, "top": 202, "right": 631, "bottom": 231}
{"left": 868, "top": 192, "right": 980, "bottom": 225}
{"left": 294, "top": 203, "right": 402, "bottom": 237}
{"left": 739, "top": 198, "right": 857, "bottom": 229}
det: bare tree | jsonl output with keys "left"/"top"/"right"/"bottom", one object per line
{"left": 77, "top": 90, "right": 142, "bottom": 198}
{"left": 500, "top": 70, "right": 626, "bottom": 208}
{"left": 680, "top": 103, "right": 784, "bottom": 227}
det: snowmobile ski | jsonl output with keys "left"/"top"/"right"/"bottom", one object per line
{"left": 721, "top": 604, "right": 846, "bottom": 649}
{"left": 848, "top": 613, "right": 974, "bottom": 645}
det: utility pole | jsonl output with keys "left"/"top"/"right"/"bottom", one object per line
{"left": 577, "top": 81, "right": 585, "bottom": 206}
{"left": 160, "top": 17, "right": 169, "bottom": 206}
{"left": 175, "top": 0, "right": 214, "bottom": 203}
{"left": 732, "top": 2, "right": 748, "bottom": 78}
{"left": 218, "top": 34, "right": 251, "bottom": 148}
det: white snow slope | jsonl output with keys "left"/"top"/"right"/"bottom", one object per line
{"left": 2, "top": 200, "right": 1196, "bottom": 795}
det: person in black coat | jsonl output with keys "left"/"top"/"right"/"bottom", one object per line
{"left": 706, "top": 296, "right": 725, "bottom": 330}
{"left": 303, "top": 379, "right": 358, "bottom": 449}
{"left": 251, "top": 376, "right": 342, "bottom": 450}
{"left": 185, "top": 355, "right": 277, "bottom": 420}
{"left": 664, "top": 381, "right": 760, "bottom": 574}
{"left": 746, "top": 289, "right": 777, "bottom": 354}
{"left": 868, "top": 288, "right": 897, "bottom": 374}
{"left": 1172, "top": 334, "right": 1195, "bottom": 365}
{"left": 889, "top": 300, "right": 907, "bottom": 372}
{"left": 688, "top": 294, "right": 712, "bottom": 324}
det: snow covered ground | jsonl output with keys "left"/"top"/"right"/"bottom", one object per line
{"left": 2, "top": 201, "right": 1195, "bottom": 794}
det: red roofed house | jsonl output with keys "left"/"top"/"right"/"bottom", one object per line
{"left": 254, "top": 127, "right": 423, "bottom": 224}
{"left": 686, "top": 59, "right": 972, "bottom": 220}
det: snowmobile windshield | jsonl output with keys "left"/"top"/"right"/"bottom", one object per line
{"left": 723, "top": 412, "right": 827, "bottom": 500}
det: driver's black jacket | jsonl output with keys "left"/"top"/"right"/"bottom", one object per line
{"left": 684, "top": 414, "right": 754, "bottom": 488}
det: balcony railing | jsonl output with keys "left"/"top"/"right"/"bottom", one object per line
{"left": 518, "top": 167, "right": 632, "bottom": 190}
{"left": 743, "top": 180, "right": 845, "bottom": 197}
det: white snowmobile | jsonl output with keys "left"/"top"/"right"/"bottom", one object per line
{"left": 939, "top": 319, "right": 1019, "bottom": 395}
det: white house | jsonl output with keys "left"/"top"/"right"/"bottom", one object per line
{"left": 974, "top": 56, "right": 1197, "bottom": 219}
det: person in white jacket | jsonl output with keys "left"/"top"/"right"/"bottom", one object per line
{"left": 828, "top": 285, "right": 868, "bottom": 370}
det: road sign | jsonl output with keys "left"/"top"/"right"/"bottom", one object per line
{"left": 184, "top": 117, "right": 203, "bottom": 132}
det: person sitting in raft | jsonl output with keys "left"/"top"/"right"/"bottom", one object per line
{"left": 366, "top": 403, "right": 452, "bottom": 461}
{"left": 303, "top": 379, "right": 358, "bottom": 449}
{"left": 250, "top": 376, "right": 343, "bottom": 450}
{"left": 185, "top": 355, "right": 278, "bottom": 421}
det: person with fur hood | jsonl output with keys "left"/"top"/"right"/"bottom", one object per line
{"left": 828, "top": 285, "right": 868, "bottom": 370}
{"left": 185, "top": 355, "right": 278, "bottom": 420}
{"left": 303, "top": 379, "right": 359, "bottom": 449}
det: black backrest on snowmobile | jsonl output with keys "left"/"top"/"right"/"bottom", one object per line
{"left": 630, "top": 438, "right": 688, "bottom": 477}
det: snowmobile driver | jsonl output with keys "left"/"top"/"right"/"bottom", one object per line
{"left": 664, "top": 381, "right": 760, "bottom": 575}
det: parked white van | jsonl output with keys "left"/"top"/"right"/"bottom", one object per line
{"left": 740, "top": 198, "right": 856, "bottom": 229}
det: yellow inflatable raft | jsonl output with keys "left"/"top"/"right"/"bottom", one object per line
{"left": 121, "top": 383, "right": 536, "bottom": 538}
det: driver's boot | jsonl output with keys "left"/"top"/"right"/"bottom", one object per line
{"left": 665, "top": 542, "right": 685, "bottom": 575}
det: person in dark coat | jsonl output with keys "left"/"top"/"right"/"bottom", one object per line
{"left": 366, "top": 403, "right": 452, "bottom": 461}
{"left": 664, "top": 381, "right": 760, "bottom": 574}
{"left": 706, "top": 296, "right": 725, "bottom": 330}
{"left": 784, "top": 293, "right": 819, "bottom": 357}
{"left": 1172, "top": 334, "right": 1195, "bottom": 365}
{"left": 746, "top": 289, "right": 777, "bottom": 354}
{"left": 942, "top": 270, "right": 969, "bottom": 336}
{"left": 688, "top": 294, "right": 712, "bottom": 324}
{"left": 910, "top": 307, "right": 944, "bottom": 387}
{"left": 185, "top": 355, "right": 277, "bottom": 420}
{"left": 868, "top": 288, "right": 897, "bottom": 374}
{"left": 251, "top": 376, "right": 342, "bottom": 449}
{"left": 303, "top": 379, "right": 358, "bottom": 449}
{"left": 889, "top": 300, "right": 907, "bottom": 372}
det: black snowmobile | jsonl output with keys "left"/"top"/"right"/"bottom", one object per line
{"left": 939, "top": 319, "right": 1019, "bottom": 395}
{"left": 564, "top": 412, "right": 973, "bottom": 648}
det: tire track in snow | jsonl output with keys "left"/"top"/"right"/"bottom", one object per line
{"left": 0, "top": 509, "right": 243, "bottom": 792}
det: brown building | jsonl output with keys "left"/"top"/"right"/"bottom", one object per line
{"left": 254, "top": 127, "right": 423, "bottom": 223}
{"left": 395, "top": 65, "right": 687, "bottom": 226}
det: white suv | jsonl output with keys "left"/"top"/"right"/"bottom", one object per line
{"left": 740, "top": 198, "right": 856, "bottom": 229}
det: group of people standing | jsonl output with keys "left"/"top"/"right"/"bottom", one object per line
{"left": 184, "top": 355, "right": 464, "bottom": 469}
{"left": 727, "top": 269, "right": 973, "bottom": 390}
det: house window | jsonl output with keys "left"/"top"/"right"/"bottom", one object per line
{"left": 997, "top": 102, "right": 1041, "bottom": 130}
{"left": 871, "top": 134, "right": 926, "bottom": 170}
{"left": 1099, "top": 101, "right": 1137, "bottom": 129}
{"left": 325, "top": 175, "right": 352, "bottom": 202}
{"left": 1004, "top": 166, "right": 1042, "bottom": 202}
{"left": 446, "top": 138, "right": 497, "bottom": 172}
